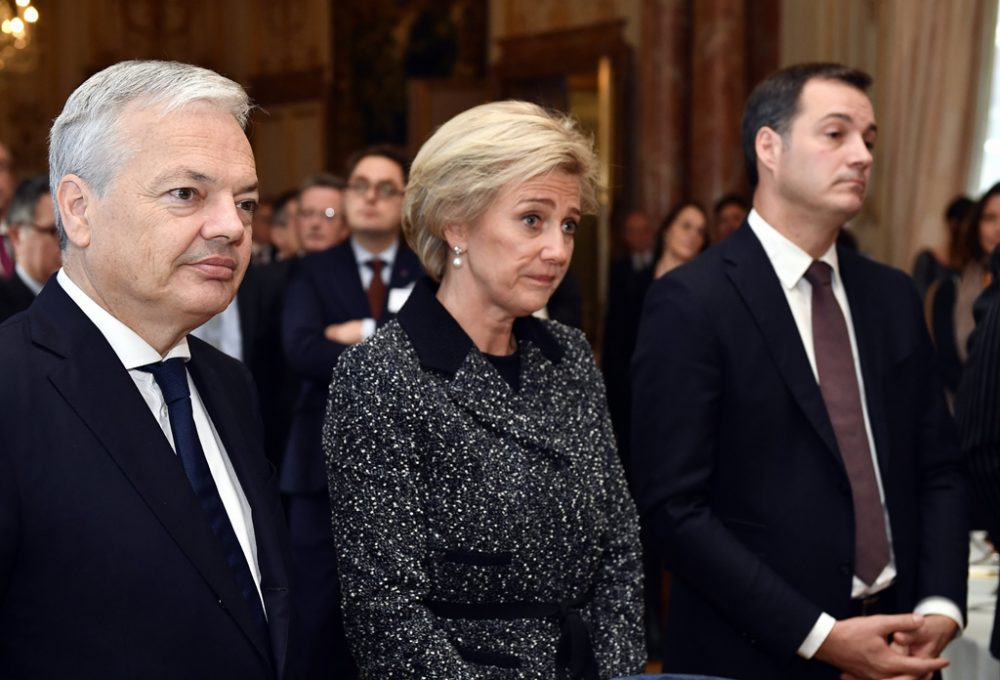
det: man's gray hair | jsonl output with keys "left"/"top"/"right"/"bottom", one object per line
{"left": 48, "top": 60, "right": 253, "bottom": 241}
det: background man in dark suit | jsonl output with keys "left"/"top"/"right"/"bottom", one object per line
{"left": 281, "top": 144, "right": 421, "bottom": 679}
{"left": 295, "top": 172, "right": 347, "bottom": 255}
{"left": 0, "top": 60, "right": 297, "bottom": 679}
{"left": 956, "top": 246, "right": 1000, "bottom": 660}
{"left": 0, "top": 174, "right": 60, "bottom": 322}
{"left": 631, "top": 63, "right": 967, "bottom": 680}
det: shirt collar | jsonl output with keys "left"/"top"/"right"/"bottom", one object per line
{"left": 396, "top": 276, "right": 563, "bottom": 376}
{"left": 746, "top": 208, "right": 840, "bottom": 290}
{"left": 15, "top": 263, "right": 44, "bottom": 296}
{"left": 56, "top": 268, "right": 190, "bottom": 369}
{"left": 351, "top": 237, "right": 399, "bottom": 267}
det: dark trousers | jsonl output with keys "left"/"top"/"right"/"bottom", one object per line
{"left": 287, "top": 490, "right": 358, "bottom": 680}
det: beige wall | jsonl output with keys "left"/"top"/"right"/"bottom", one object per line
{"left": 489, "top": 0, "right": 642, "bottom": 58}
{"left": 0, "top": 0, "right": 331, "bottom": 190}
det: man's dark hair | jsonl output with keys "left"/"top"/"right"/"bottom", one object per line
{"left": 345, "top": 144, "right": 410, "bottom": 184}
{"left": 299, "top": 172, "right": 346, "bottom": 194}
{"left": 741, "top": 63, "right": 873, "bottom": 188}
{"left": 8, "top": 174, "right": 50, "bottom": 227}
{"left": 713, "top": 193, "right": 749, "bottom": 217}
{"left": 271, "top": 188, "right": 299, "bottom": 226}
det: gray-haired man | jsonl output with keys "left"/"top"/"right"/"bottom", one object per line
{"left": 0, "top": 60, "right": 298, "bottom": 679}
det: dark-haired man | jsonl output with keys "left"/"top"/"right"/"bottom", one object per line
{"left": 713, "top": 192, "right": 749, "bottom": 242}
{"left": 0, "top": 175, "right": 60, "bottom": 322}
{"left": 632, "top": 63, "right": 967, "bottom": 679}
{"left": 281, "top": 145, "right": 422, "bottom": 678}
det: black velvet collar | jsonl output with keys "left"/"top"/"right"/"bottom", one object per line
{"left": 396, "top": 276, "right": 564, "bottom": 376}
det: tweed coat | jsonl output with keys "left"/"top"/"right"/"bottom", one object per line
{"left": 324, "top": 277, "right": 644, "bottom": 679}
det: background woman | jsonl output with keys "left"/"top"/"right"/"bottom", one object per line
{"left": 652, "top": 202, "right": 709, "bottom": 279}
{"left": 927, "top": 182, "right": 1000, "bottom": 396}
{"left": 324, "top": 100, "right": 644, "bottom": 679}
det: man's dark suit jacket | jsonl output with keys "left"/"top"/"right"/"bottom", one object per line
{"left": 280, "top": 239, "right": 421, "bottom": 494}
{"left": 601, "top": 256, "right": 653, "bottom": 471}
{"left": 956, "top": 247, "right": 1000, "bottom": 658}
{"left": 238, "top": 261, "right": 295, "bottom": 471}
{"left": 631, "top": 223, "right": 968, "bottom": 680}
{"left": 0, "top": 270, "right": 35, "bottom": 323}
{"left": 0, "top": 281, "right": 297, "bottom": 680}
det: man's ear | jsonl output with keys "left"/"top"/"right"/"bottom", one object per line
{"left": 56, "top": 174, "right": 93, "bottom": 248}
{"left": 755, "top": 126, "right": 783, "bottom": 181}
{"left": 7, "top": 223, "right": 21, "bottom": 252}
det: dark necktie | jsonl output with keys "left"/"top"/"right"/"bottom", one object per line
{"left": 0, "top": 235, "right": 13, "bottom": 279}
{"left": 139, "top": 358, "right": 269, "bottom": 634}
{"left": 805, "top": 261, "right": 890, "bottom": 585}
{"left": 366, "top": 258, "right": 386, "bottom": 320}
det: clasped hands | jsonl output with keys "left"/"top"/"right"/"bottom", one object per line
{"left": 324, "top": 320, "right": 365, "bottom": 345}
{"left": 815, "top": 613, "right": 957, "bottom": 680}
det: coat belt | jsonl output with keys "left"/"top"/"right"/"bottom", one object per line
{"left": 425, "top": 593, "right": 598, "bottom": 680}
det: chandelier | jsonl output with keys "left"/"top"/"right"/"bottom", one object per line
{"left": 0, "top": 0, "right": 39, "bottom": 72}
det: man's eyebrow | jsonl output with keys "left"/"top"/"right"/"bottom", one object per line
{"left": 151, "top": 168, "right": 258, "bottom": 194}
{"left": 819, "top": 112, "right": 878, "bottom": 135}
{"left": 151, "top": 168, "right": 215, "bottom": 186}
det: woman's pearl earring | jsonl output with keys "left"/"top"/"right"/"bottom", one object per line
{"left": 452, "top": 245, "right": 464, "bottom": 268}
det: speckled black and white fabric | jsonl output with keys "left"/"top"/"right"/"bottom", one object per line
{"left": 323, "top": 278, "right": 644, "bottom": 679}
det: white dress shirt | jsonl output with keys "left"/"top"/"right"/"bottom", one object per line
{"left": 351, "top": 237, "right": 398, "bottom": 340}
{"left": 56, "top": 269, "right": 264, "bottom": 606}
{"left": 15, "top": 262, "right": 43, "bottom": 296}
{"left": 746, "top": 211, "right": 962, "bottom": 657}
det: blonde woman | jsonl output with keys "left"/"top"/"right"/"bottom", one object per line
{"left": 324, "top": 100, "right": 643, "bottom": 679}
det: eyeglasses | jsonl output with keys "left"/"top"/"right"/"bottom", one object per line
{"left": 24, "top": 223, "right": 58, "bottom": 238}
{"left": 347, "top": 179, "right": 403, "bottom": 200}
{"left": 297, "top": 207, "right": 338, "bottom": 222}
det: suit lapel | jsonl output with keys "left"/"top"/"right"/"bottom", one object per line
{"left": 838, "top": 248, "right": 892, "bottom": 473}
{"left": 389, "top": 245, "right": 419, "bottom": 289}
{"left": 33, "top": 285, "right": 275, "bottom": 674}
{"left": 723, "top": 227, "right": 842, "bottom": 465}
{"left": 332, "top": 243, "right": 370, "bottom": 320}
{"left": 188, "top": 346, "right": 291, "bottom": 678}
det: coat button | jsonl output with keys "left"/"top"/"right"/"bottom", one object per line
{"left": 839, "top": 562, "right": 852, "bottom": 576}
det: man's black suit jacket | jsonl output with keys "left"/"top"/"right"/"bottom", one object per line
{"left": 631, "top": 223, "right": 967, "bottom": 679}
{"left": 0, "top": 281, "right": 298, "bottom": 680}
{"left": 601, "top": 257, "right": 653, "bottom": 470}
{"left": 956, "top": 247, "right": 1000, "bottom": 658}
{"left": 0, "top": 271, "right": 36, "bottom": 323}
{"left": 280, "top": 240, "right": 421, "bottom": 494}
{"left": 238, "top": 261, "right": 295, "bottom": 470}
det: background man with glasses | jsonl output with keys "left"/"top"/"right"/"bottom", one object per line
{"left": 280, "top": 144, "right": 422, "bottom": 679}
{"left": 0, "top": 174, "right": 60, "bottom": 322}
{"left": 295, "top": 172, "right": 347, "bottom": 254}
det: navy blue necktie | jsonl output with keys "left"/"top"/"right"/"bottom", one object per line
{"left": 140, "top": 358, "right": 269, "bottom": 635}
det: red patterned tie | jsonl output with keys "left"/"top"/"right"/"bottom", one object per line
{"left": 805, "top": 261, "right": 890, "bottom": 585}
{"left": 366, "top": 258, "right": 386, "bottom": 320}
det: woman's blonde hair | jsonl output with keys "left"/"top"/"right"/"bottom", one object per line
{"left": 402, "top": 100, "right": 599, "bottom": 280}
